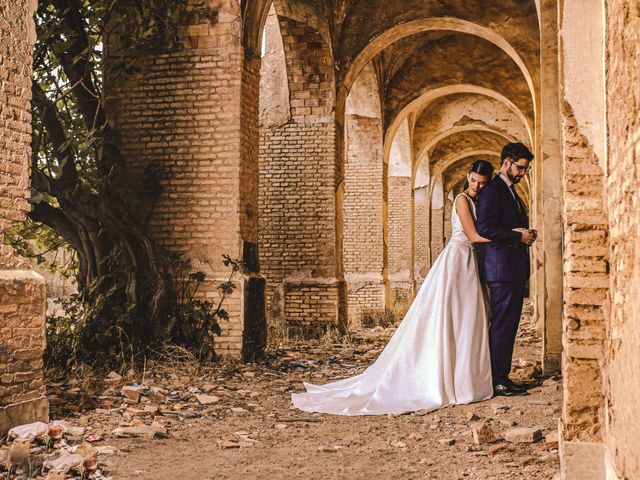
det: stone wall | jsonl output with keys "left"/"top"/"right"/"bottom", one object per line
{"left": 107, "top": 4, "right": 265, "bottom": 358}
{"left": 603, "top": 0, "right": 640, "bottom": 477}
{"left": 387, "top": 176, "right": 412, "bottom": 302}
{"left": 344, "top": 114, "right": 384, "bottom": 326}
{"left": 258, "top": 15, "right": 344, "bottom": 331}
{"left": 0, "top": 0, "right": 48, "bottom": 434}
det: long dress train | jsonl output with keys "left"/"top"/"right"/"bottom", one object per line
{"left": 291, "top": 193, "right": 493, "bottom": 415}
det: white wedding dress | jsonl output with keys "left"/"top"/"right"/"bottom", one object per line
{"left": 291, "top": 193, "right": 493, "bottom": 415}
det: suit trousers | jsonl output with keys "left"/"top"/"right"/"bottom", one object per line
{"left": 486, "top": 280, "right": 526, "bottom": 384}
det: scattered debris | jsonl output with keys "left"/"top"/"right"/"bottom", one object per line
{"left": 503, "top": 427, "right": 543, "bottom": 444}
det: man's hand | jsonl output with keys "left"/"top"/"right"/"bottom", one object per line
{"left": 513, "top": 228, "right": 535, "bottom": 245}
{"left": 519, "top": 229, "right": 535, "bottom": 245}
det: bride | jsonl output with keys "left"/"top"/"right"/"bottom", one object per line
{"left": 291, "top": 160, "right": 498, "bottom": 416}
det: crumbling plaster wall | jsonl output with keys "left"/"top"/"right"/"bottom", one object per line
{"left": 558, "top": 0, "right": 610, "bottom": 477}
{"left": 603, "top": 0, "right": 640, "bottom": 477}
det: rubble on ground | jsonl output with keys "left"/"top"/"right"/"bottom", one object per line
{"left": 1, "top": 300, "right": 561, "bottom": 479}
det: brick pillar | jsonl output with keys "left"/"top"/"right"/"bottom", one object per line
{"left": 258, "top": 16, "right": 345, "bottom": 334}
{"left": 388, "top": 176, "right": 413, "bottom": 303}
{"left": 443, "top": 195, "right": 453, "bottom": 244}
{"left": 0, "top": 0, "right": 48, "bottom": 435}
{"left": 558, "top": 0, "right": 609, "bottom": 476}
{"left": 430, "top": 176, "right": 445, "bottom": 262}
{"left": 343, "top": 114, "right": 385, "bottom": 327}
{"left": 538, "top": 0, "right": 564, "bottom": 373}
{"left": 413, "top": 186, "right": 431, "bottom": 287}
{"left": 107, "top": 3, "right": 266, "bottom": 359}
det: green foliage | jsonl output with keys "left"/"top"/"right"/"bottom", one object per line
{"left": 167, "top": 254, "right": 246, "bottom": 362}
{"left": 4, "top": 217, "right": 77, "bottom": 278}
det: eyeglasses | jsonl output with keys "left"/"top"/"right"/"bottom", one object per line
{"left": 509, "top": 160, "right": 531, "bottom": 172}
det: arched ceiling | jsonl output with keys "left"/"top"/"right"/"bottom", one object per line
{"left": 244, "top": 0, "right": 540, "bottom": 213}
{"left": 412, "top": 93, "right": 531, "bottom": 162}
{"left": 429, "top": 130, "right": 507, "bottom": 171}
{"left": 334, "top": 0, "right": 539, "bottom": 88}
{"left": 382, "top": 33, "right": 534, "bottom": 132}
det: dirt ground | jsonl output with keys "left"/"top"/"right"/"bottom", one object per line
{"left": 3, "top": 301, "right": 560, "bottom": 480}
{"left": 100, "top": 302, "right": 560, "bottom": 480}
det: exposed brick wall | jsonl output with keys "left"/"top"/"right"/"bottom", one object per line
{"left": 388, "top": 176, "right": 412, "bottom": 300}
{"left": 604, "top": 1, "right": 640, "bottom": 476}
{"left": 343, "top": 114, "right": 384, "bottom": 323}
{"left": 431, "top": 207, "right": 445, "bottom": 261}
{"left": 107, "top": 10, "right": 263, "bottom": 356}
{"left": 343, "top": 115, "right": 383, "bottom": 275}
{"left": 413, "top": 194, "right": 431, "bottom": 283}
{"left": 560, "top": 101, "right": 609, "bottom": 442}
{"left": 0, "top": 0, "right": 34, "bottom": 269}
{"left": 0, "top": 0, "right": 48, "bottom": 433}
{"left": 258, "top": 15, "right": 343, "bottom": 328}
{"left": 444, "top": 197, "right": 453, "bottom": 244}
{"left": 0, "top": 271, "right": 46, "bottom": 407}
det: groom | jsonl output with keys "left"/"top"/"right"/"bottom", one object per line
{"left": 475, "top": 142, "right": 536, "bottom": 397}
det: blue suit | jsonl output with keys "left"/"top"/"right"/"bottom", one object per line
{"left": 475, "top": 175, "right": 530, "bottom": 385}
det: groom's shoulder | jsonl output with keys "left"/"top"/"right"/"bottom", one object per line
{"left": 480, "top": 176, "right": 502, "bottom": 196}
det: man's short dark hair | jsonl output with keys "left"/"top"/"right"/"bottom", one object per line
{"left": 501, "top": 142, "right": 533, "bottom": 163}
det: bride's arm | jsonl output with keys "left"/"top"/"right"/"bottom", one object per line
{"left": 456, "top": 196, "right": 491, "bottom": 243}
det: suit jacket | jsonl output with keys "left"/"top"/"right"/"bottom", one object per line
{"left": 475, "top": 175, "right": 530, "bottom": 282}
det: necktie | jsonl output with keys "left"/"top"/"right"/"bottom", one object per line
{"left": 510, "top": 185, "right": 524, "bottom": 216}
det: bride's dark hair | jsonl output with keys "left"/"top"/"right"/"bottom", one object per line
{"left": 463, "top": 160, "right": 494, "bottom": 189}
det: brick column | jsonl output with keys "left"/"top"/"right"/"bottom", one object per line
{"left": 430, "top": 176, "right": 445, "bottom": 262}
{"left": 343, "top": 114, "right": 385, "bottom": 327}
{"left": 107, "top": 5, "right": 266, "bottom": 359}
{"left": 0, "top": 0, "right": 48, "bottom": 435}
{"left": 258, "top": 15, "right": 345, "bottom": 334}
{"left": 413, "top": 186, "right": 431, "bottom": 287}
{"left": 558, "top": 0, "right": 609, "bottom": 476}
{"left": 443, "top": 194, "right": 453, "bottom": 244}
{"left": 538, "top": 0, "right": 564, "bottom": 373}
{"left": 388, "top": 176, "right": 413, "bottom": 303}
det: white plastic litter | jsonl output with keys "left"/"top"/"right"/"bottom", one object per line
{"left": 7, "top": 421, "right": 49, "bottom": 440}
{"left": 51, "top": 419, "right": 86, "bottom": 436}
{"left": 43, "top": 453, "right": 84, "bottom": 472}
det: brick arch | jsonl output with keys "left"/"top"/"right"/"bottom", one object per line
{"left": 275, "top": 15, "right": 335, "bottom": 122}
{"left": 337, "top": 16, "right": 537, "bottom": 124}
{"left": 257, "top": 8, "right": 345, "bottom": 332}
{"left": 242, "top": 0, "right": 272, "bottom": 57}
{"left": 383, "top": 33, "right": 533, "bottom": 133}
{"left": 413, "top": 126, "right": 515, "bottom": 181}
{"left": 384, "top": 85, "right": 533, "bottom": 183}
{"left": 411, "top": 92, "right": 531, "bottom": 168}
{"left": 429, "top": 149, "right": 501, "bottom": 200}
{"left": 428, "top": 130, "right": 507, "bottom": 178}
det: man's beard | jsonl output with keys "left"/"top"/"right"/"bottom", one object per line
{"left": 507, "top": 170, "right": 522, "bottom": 183}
